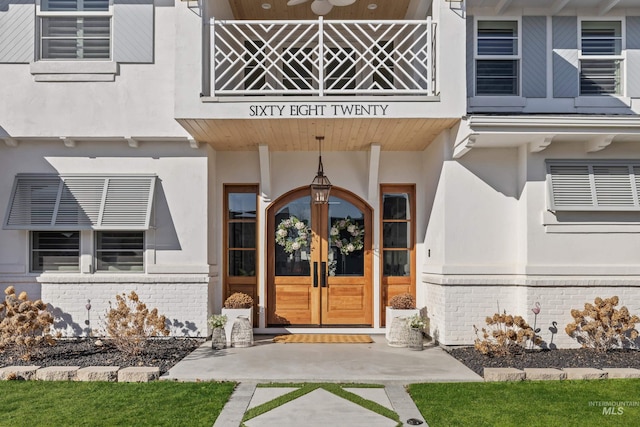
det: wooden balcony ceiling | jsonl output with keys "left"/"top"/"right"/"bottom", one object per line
{"left": 230, "top": 0, "right": 412, "bottom": 20}
{"left": 178, "top": 117, "right": 458, "bottom": 151}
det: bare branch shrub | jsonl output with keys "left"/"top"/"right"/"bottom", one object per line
{"left": 389, "top": 293, "right": 416, "bottom": 310}
{"left": 0, "top": 286, "right": 56, "bottom": 360}
{"left": 474, "top": 311, "right": 542, "bottom": 356}
{"left": 565, "top": 296, "right": 639, "bottom": 351}
{"left": 224, "top": 292, "right": 254, "bottom": 309}
{"left": 105, "top": 291, "right": 169, "bottom": 355}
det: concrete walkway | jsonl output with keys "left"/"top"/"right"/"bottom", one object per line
{"left": 162, "top": 335, "right": 481, "bottom": 426}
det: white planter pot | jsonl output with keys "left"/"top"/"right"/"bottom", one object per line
{"left": 221, "top": 308, "right": 253, "bottom": 346}
{"left": 385, "top": 307, "right": 419, "bottom": 340}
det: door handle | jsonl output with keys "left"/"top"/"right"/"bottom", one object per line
{"left": 321, "top": 262, "right": 327, "bottom": 288}
{"left": 313, "top": 262, "right": 318, "bottom": 288}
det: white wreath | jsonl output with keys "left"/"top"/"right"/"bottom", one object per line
{"left": 330, "top": 217, "right": 364, "bottom": 255}
{"left": 275, "top": 216, "right": 310, "bottom": 254}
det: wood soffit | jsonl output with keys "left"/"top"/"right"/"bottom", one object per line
{"left": 177, "top": 117, "right": 458, "bottom": 151}
{"left": 229, "top": 0, "right": 412, "bottom": 21}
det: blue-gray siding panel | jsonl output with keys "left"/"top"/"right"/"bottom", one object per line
{"left": 467, "top": 16, "right": 474, "bottom": 98}
{"left": 552, "top": 16, "right": 578, "bottom": 98}
{"left": 627, "top": 17, "right": 640, "bottom": 98}
{"left": 113, "top": 0, "right": 154, "bottom": 63}
{"left": 0, "top": 0, "right": 35, "bottom": 63}
{"left": 522, "top": 16, "right": 547, "bottom": 98}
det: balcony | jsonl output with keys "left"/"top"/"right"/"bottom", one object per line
{"left": 206, "top": 17, "right": 435, "bottom": 98}
{"left": 177, "top": 10, "right": 465, "bottom": 152}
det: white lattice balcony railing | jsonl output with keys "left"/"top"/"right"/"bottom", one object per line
{"left": 209, "top": 17, "right": 435, "bottom": 97}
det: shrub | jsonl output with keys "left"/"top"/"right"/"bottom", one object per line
{"left": 474, "top": 311, "right": 542, "bottom": 356}
{"left": 104, "top": 291, "right": 169, "bottom": 355}
{"left": 208, "top": 314, "right": 227, "bottom": 329}
{"left": 389, "top": 293, "right": 416, "bottom": 310}
{"left": 224, "top": 292, "right": 254, "bottom": 309}
{"left": 0, "top": 286, "right": 56, "bottom": 360}
{"left": 565, "top": 296, "right": 639, "bottom": 351}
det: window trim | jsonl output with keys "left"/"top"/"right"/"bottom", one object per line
{"left": 36, "top": 0, "right": 113, "bottom": 61}
{"left": 578, "top": 17, "right": 626, "bottom": 97}
{"left": 473, "top": 16, "right": 522, "bottom": 97}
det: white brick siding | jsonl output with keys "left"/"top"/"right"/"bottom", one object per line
{"left": 37, "top": 275, "right": 212, "bottom": 337}
{"left": 422, "top": 276, "right": 640, "bottom": 349}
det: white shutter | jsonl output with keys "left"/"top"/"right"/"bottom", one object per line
{"left": 100, "top": 177, "right": 155, "bottom": 229}
{"left": 4, "top": 174, "right": 155, "bottom": 230}
{"left": 548, "top": 162, "right": 640, "bottom": 211}
{"left": 548, "top": 164, "right": 593, "bottom": 209}
{"left": 5, "top": 176, "right": 60, "bottom": 227}
{"left": 592, "top": 165, "right": 635, "bottom": 207}
{"left": 55, "top": 178, "right": 105, "bottom": 226}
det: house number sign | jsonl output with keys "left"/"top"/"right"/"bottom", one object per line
{"left": 248, "top": 103, "right": 390, "bottom": 118}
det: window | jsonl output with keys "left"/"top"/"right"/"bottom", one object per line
{"left": 380, "top": 185, "right": 415, "bottom": 326}
{"left": 475, "top": 20, "right": 519, "bottom": 96}
{"left": 547, "top": 161, "right": 640, "bottom": 211}
{"left": 224, "top": 185, "right": 258, "bottom": 322}
{"left": 326, "top": 47, "right": 356, "bottom": 92}
{"left": 580, "top": 21, "right": 623, "bottom": 95}
{"left": 283, "top": 47, "right": 314, "bottom": 92}
{"left": 38, "top": 0, "right": 111, "bottom": 60}
{"left": 31, "top": 231, "right": 80, "bottom": 272}
{"left": 96, "top": 231, "right": 144, "bottom": 272}
{"left": 372, "top": 41, "right": 394, "bottom": 90}
{"left": 244, "top": 41, "right": 266, "bottom": 91}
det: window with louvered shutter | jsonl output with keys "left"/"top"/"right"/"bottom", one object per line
{"left": 38, "top": 0, "right": 111, "bottom": 60}
{"left": 580, "top": 21, "right": 623, "bottom": 95}
{"left": 547, "top": 162, "right": 640, "bottom": 211}
{"left": 4, "top": 174, "right": 155, "bottom": 230}
{"left": 95, "top": 231, "right": 144, "bottom": 272}
{"left": 31, "top": 231, "right": 80, "bottom": 272}
{"left": 475, "top": 20, "right": 520, "bottom": 96}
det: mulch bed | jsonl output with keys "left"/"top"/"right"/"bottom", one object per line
{"left": 0, "top": 337, "right": 204, "bottom": 376}
{"left": 447, "top": 346, "right": 640, "bottom": 377}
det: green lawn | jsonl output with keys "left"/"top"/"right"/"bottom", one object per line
{"left": 0, "top": 381, "right": 236, "bottom": 427}
{"left": 409, "top": 379, "right": 640, "bottom": 427}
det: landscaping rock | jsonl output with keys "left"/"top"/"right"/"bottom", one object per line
{"left": 602, "top": 368, "right": 640, "bottom": 379}
{"left": 36, "top": 366, "right": 79, "bottom": 381}
{"left": 483, "top": 368, "right": 525, "bottom": 382}
{"left": 524, "top": 368, "right": 566, "bottom": 381}
{"left": 562, "top": 368, "right": 607, "bottom": 380}
{"left": 77, "top": 366, "right": 120, "bottom": 382}
{"left": 0, "top": 365, "right": 40, "bottom": 381}
{"left": 118, "top": 367, "right": 160, "bottom": 382}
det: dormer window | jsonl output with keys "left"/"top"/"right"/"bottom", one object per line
{"left": 475, "top": 20, "right": 520, "bottom": 96}
{"left": 580, "top": 21, "right": 623, "bottom": 96}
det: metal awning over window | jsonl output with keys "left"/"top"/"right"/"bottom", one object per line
{"left": 3, "top": 174, "right": 156, "bottom": 230}
{"left": 547, "top": 161, "right": 640, "bottom": 211}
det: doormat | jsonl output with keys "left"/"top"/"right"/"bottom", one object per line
{"left": 273, "top": 334, "right": 374, "bottom": 344}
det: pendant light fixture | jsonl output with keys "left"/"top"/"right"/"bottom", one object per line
{"left": 310, "top": 136, "right": 331, "bottom": 204}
